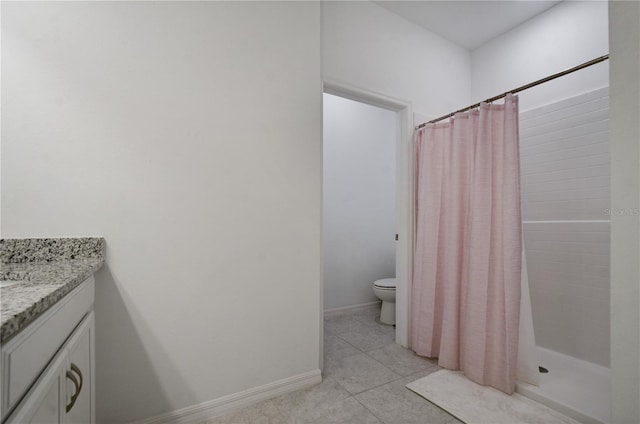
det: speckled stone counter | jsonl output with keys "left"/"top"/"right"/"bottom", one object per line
{"left": 0, "top": 238, "right": 104, "bottom": 343}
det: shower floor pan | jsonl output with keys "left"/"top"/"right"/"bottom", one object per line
{"left": 516, "top": 347, "right": 610, "bottom": 424}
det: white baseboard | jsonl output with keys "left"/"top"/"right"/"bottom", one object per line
{"left": 133, "top": 369, "right": 322, "bottom": 424}
{"left": 323, "top": 301, "right": 381, "bottom": 317}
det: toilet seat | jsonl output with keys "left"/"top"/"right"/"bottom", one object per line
{"left": 373, "top": 278, "right": 396, "bottom": 289}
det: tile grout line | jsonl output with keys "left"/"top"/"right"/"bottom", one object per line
{"left": 330, "top": 331, "right": 369, "bottom": 353}
{"left": 347, "top": 371, "right": 406, "bottom": 397}
{"left": 349, "top": 366, "right": 454, "bottom": 424}
{"left": 351, "top": 394, "right": 387, "bottom": 424}
{"left": 348, "top": 363, "right": 443, "bottom": 398}
{"left": 324, "top": 318, "right": 404, "bottom": 398}
{"left": 359, "top": 337, "right": 441, "bottom": 377}
{"left": 324, "top": 314, "right": 432, "bottom": 391}
{"left": 322, "top": 357, "right": 402, "bottom": 398}
{"left": 323, "top": 310, "right": 458, "bottom": 423}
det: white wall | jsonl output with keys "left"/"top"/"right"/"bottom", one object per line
{"left": 1, "top": 2, "right": 321, "bottom": 422}
{"left": 609, "top": 1, "right": 640, "bottom": 422}
{"left": 322, "top": 1, "right": 471, "bottom": 119}
{"left": 323, "top": 94, "right": 396, "bottom": 310}
{"left": 321, "top": 1, "right": 470, "bottom": 346}
{"left": 471, "top": 0, "right": 609, "bottom": 112}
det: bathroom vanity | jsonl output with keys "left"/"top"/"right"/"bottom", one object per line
{"left": 0, "top": 238, "right": 104, "bottom": 424}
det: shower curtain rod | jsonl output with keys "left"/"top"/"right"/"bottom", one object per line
{"left": 416, "top": 54, "right": 609, "bottom": 129}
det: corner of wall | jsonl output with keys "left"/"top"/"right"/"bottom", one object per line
{"left": 609, "top": 1, "right": 640, "bottom": 422}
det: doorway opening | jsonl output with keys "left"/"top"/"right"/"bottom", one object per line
{"left": 321, "top": 80, "right": 413, "bottom": 370}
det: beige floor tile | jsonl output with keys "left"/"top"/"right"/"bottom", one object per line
{"left": 349, "top": 306, "right": 382, "bottom": 321}
{"left": 299, "top": 397, "right": 382, "bottom": 424}
{"left": 325, "top": 307, "right": 395, "bottom": 337}
{"left": 375, "top": 321, "right": 396, "bottom": 337}
{"left": 334, "top": 325, "right": 394, "bottom": 352}
{"left": 324, "top": 314, "right": 369, "bottom": 335}
{"left": 200, "top": 396, "right": 285, "bottom": 424}
{"left": 367, "top": 343, "right": 438, "bottom": 376}
{"left": 354, "top": 370, "right": 452, "bottom": 424}
{"left": 285, "top": 377, "right": 352, "bottom": 418}
{"left": 324, "top": 334, "right": 361, "bottom": 361}
{"left": 324, "top": 353, "right": 400, "bottom": 394}
{"left": 201, "top": 378, "right": 351, "bottom": 424}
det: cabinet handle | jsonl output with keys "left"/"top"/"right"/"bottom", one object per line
{"left": 66, "top": 363, "right": 84, "bottom": 413}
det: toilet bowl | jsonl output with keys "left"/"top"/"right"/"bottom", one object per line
{"left": 373, "top": 278, "right": 396, "bottom": 325}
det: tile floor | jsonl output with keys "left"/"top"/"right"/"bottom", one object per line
{"left": 203, "top": 305, "right": 462, "bottom": 424}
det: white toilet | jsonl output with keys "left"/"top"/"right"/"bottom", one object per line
{"left": 372, "top": 278, "right": 396, "bottom": 325}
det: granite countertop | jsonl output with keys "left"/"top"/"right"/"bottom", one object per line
{"left": 0, "top": 238, "right": 105, "bottom": 344}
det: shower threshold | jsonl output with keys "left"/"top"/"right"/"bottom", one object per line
{"left": 516, "top": 347, "right": 610, "bottom": 424}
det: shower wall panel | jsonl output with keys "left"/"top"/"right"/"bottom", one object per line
{"left": 520, "top": 87, "right": 610, "bottom": 367}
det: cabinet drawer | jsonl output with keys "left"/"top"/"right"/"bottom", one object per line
{"left": 1, "top": 277, "right": 94, "bottom": 417}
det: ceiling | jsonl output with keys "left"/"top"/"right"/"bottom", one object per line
{"left": 374, "top": 1, "right": 563, "bottom": 50}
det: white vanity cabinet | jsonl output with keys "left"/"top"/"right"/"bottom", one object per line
{"left": 1, "top": 277, "right": 95, "bottom": 424}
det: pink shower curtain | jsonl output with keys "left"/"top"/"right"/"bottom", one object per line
{"left": 412, "top": 94, "right": 522, "bottom": 394}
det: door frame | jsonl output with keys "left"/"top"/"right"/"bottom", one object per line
{"left": 321, "top": 78, "right": 414, "bottom": 351}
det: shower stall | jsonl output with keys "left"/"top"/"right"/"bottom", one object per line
{"left": 515, "top": 87, "right": 611, "bottom": 424}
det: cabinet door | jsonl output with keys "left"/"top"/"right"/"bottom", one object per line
{"left": 5, "top": 356, "right": 65, "bottom": 424}
{"left": 64, "top": 312, "right": 94, "bottom": 424}
{"left": 27, "top": 373, "right": 63, "bottom": 424}
{"left": 2, "top": 277, "right": 95, "bottom": 418}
